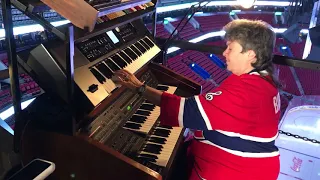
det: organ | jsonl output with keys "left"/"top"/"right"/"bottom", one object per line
{"left": 9, "top": 0, "right": 202, "bottom": 179}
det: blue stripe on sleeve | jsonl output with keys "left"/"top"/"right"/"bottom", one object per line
{"left": 183, "top": 97, "right": 209, "bottom": 130}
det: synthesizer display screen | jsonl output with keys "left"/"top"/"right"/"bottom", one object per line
{"left": 106, "top": 30, "right": 120, "bottom": 44}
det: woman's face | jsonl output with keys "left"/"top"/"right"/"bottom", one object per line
{"left": 223, "top": 40, "right": 256, "bottom": 75}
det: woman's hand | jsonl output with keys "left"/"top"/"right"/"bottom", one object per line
{"left": 113, "top": 69, "right": 143, "bottom": 91}
{"left": 113, "top": 69, "right": 162, "bottom": 106}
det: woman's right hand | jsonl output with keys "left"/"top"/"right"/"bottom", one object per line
{"left": 113, "top": 69, "right": 144, "bottom": 91}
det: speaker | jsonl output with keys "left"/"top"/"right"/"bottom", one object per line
{"left": 306, "top": 46, "right": 320, "bottom": 62}
{"left": 282, "top": 23, "right": 302, "bottom": 44}
{"left": 309, "top": 25, "right": 320, "bottom": 47}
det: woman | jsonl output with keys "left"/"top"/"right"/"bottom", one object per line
{"left": 114, "top": 19, "right": 281, "bottom": 180}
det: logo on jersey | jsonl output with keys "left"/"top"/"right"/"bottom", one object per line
{"left": 273, "top": 93, "right": 281, "bottom": 114}
{"left": 205, "top": 91, "right": 222, "bottom": 101}
{"left": 194, "top": 130, "right": 205, "bottom": 140}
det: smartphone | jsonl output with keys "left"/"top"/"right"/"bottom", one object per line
{"left": 8, "top": 159, "right": 55, "bottom": 180}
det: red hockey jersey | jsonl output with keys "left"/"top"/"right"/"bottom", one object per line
{"left": 160, "top": 72, "right": 281, "bottom": 180}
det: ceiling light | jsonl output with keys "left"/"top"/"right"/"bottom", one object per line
{"left": 237, "top": 0, "right": 256, "bottom": 9}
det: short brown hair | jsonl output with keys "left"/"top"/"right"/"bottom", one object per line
{"left": 223, "top": 19, "right": 280, "bottom": 87}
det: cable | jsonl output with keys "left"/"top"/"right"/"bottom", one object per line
{"left": 161, "top": 6, "right": 197, "bottom": 66}
{"left": 162, "top": 1, "right": 209, "bottom": 65}
{"left": 163, "top": 1, "right": 205, "bottom": 47}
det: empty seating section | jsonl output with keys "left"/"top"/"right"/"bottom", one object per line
{"left": 167, "top": 49, "right": 229, "bottom": 93}
{"left": 273, "top": 39, "right": 299, "bottom": 96}
{"left": 170, "top": 19, "right": 202, "bottom": 40}
{"left": 286, "top": 40, "right": 320, "bottom": 94}
{"left": 295, "top": 68, "right": 320, "bottom": 95}
{"left": 0, "top": 59, "right": 42, "bottom": 111}
{"left": 237, "top": 13, "right": 275, "bottom": 25}
{"left": 194, "top": 13, "right": 230, "bottom": 33}
{"left": 276, "top": 64, "right": 301, "bottom": 95}
{"left": 290, "top": 40, "right": 305, "bottom": 58}
{"left": 167, "top": 54, "right": 209, "bottom": 89}
{"left": 273, "top": 39, "right": 317, "bottom": 97}
{"left": 146, "top": 23, "right": 170, "bottom": 38}
{"left": 188, "top": 51, "right": 229, "bottom": 84}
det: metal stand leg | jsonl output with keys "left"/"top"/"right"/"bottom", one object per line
{"left": 66, "top": 25, "right": 75, "bottom": 135}
{"left": 1, "top": 0, "right": 22, "bottom": 153}
{"left": 152, "top": 11, "right": 157, "bottom": 38}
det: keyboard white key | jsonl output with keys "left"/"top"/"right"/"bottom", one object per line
{"left": 123, "top": 85, "right": 177, "bottom": 134}
{"left": 158, "top": 84, "right": 177, "bottom": 94}
{"left": 102, "top": 39, "right": 160, "bottom": 92}
{"left": 138, "top": 126, "right": 183, "bottom": 167}
{"left": 125, "top": 107, "right": 160, "bottom": 133}
{"left": 126, "top": 44, "right": 160, "bottom": 74}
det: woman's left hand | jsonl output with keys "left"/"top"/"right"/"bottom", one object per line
{"left": 113, "top": 69, "right": 143, "bottom": 91}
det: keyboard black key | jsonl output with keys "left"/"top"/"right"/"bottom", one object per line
{"left": 135, "top": 110, "right": 151, "bottom": 116}
{"left": 124, "top": 48, "right": 137, "bottom": 60}
{"left": 143, "top": 37, "right": 154, "bottom": 47}
{"left": 140, "top": 104, "right": 155, "bottom": 111}
{"left": 118, "top": 51, "right": 132, "bottom": 63}
{"left": 155, "top": 128, "right": 171, "bottom": 134}
{"left": 157, "top": 125, "right": 173, "bottom": 130}
{"left": 105, "top": 59, "right": 120, "bottom": 72}
{"left": 139, "top": 40, "right": 150, "bottom": 50}
{"left": 149, "top": 137, "right": 166, "bottom": 144}
{"left": 96, "top": 63, "right": 113, "bottom": 78}
{"left": 138, "top": 156, "right": 157, "bottom": 163}
{"left": 130, "top": 45, "right": 142, "bottom": 56}
{"left": 154, "top": 129, "right": 170, "bottom": 137}
{"left": 110, "top": 54, "right": 127, "bottom": 68}
{"left": 134, "top": 42, "right": 146, "bottom": 53}
{"left": 156, "top": 85, "right": 169, "bottom": 91}
{"left": 90, "top": 68, "right": 105, "bottom": 84}
{"left": 129, "top": 115, "right": 146, "bottom": 123}
{"left": 139, "top": 153, "right": 158, "bottom": 160}
{"left": 128, "top": 119, "right": 145, "bottom": 124}
{"left": 143, "top": 148, "right": 161, "bottom": 155}
{"left": 124, "top": 122, "right": 141, "bottom": 129}
{"left": 143, "top": 144, "right": 162, "bottom": 154}
{"left": 146, "top": 143, "right": 163, "bottom": 149}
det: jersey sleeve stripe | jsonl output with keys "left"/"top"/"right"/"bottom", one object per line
{"left": 194, "top": 96, "right": 213, "bottom": 130}
{"left": 183, "top": 97, "right": 209, "bottom": 130}
{"left": 199, "top": 140, "right": 280, "bottom": 158}
{"left": 178, "top": 98, "right": 185, "bottom": 127}
{"left": 216, "top": 130, "right": 279, "bottom": 142}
